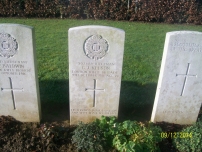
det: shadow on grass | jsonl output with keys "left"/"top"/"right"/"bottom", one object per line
{"left": 39, "top": 79, "right": 157, "bottom": 123}
{"left": 39, "top": 79, "right": 69, "bottom": 123}
{"left": 119, "top": 81, "right": 157, "bottom": 122}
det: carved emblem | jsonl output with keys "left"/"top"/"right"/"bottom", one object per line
{"left": 84, "top": 35, "right": 109, "bottom": 60}
{"left": 0, "top": 33, "right": 18, "bottom": 58}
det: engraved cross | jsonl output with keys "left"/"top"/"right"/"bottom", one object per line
{"left": 1, "top": 77, "right": 24, "bottom": 109}
{"left": 176, "top": 63, "right": 197, "bottom": 96}
{"left": 85, "top": 79, "right": 105, "bottom": 107}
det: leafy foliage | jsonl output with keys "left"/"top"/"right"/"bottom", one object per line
{"left": 0, "top": 0, "right": 202, "bottom": 24}
{"left": 72, "top": 116, "right": 162, "bottom": 151}
{"left": 95, "top": 116, "right": 162, "bottom": 152}
{"left": 114, "top": 121, "right": 162, "bottom": 152}
{"left": 173, "top": 119, "right": 202, "bottom": 152}
{"left": 72, "top": 122, "right": 107, "bottom": 152}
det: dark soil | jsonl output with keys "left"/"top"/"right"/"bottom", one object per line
{"left": 0, "top": 115, "right": 77, "bottom": 152}
{"left": 155, "top": 122, "right": 186, "bottom": 152}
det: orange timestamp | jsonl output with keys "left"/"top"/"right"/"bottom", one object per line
{"left": 161, "top": 132, "right": 192, "bottom": 138}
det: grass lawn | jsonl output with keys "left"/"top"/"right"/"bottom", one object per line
{"left": 1, "top": 18, "right": 202, "bottom": 122}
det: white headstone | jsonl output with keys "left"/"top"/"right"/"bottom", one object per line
{"left": 69, "top": 26, "right": 125, "bottom": 125}
{"left": 0, "top": 24, "right": 41, "bottom": 122}
{"left": 151, "top": 31, "right": 202, "bottom": 124}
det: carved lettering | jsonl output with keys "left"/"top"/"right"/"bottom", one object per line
{"left": 170, "top": 42, "right": 202, "bottom": 52}
{"left": 0, "top": 60, "right": 31, "bottom": 75}
{"left": 72, "top": 62, "right": 119, "bottom": 78}
{"left": 71, "top": 108, "right": 117, "bottom": 115}
{"left": 163, "top": 110, "right": 183, "bottom": 114}
{"left": 3, "top": 64, "right": 24, "bottom": 68}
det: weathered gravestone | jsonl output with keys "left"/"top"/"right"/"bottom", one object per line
{"left": 0, "top": 24, "right": 41, "bottom": 122}
{"left": 69, "top": 26, "right": 125, "bottom": 125}
{"left": 151, "top": 31, "right": 202, "bottom": 124}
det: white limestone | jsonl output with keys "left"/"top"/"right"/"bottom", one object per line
{"left": 0, "top": 24, "right": 41, "bottom": 122}
{"left": 151, "top": 31, "right": 202, "bottom": 124}
{"left": 68, "top": 26, "right": 125, "bottom": 125}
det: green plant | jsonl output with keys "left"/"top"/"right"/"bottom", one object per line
{"left": 173, "top": 119, "right": 202, "bottom": 152}
{"left": 95, "top": 116, "right": 162, "bottom": 152}
{"left": 94, "top": 116, "right": 118, "bottom": 148}
{"left": 113, "top": 121, "right": 162, "bottom": 152}
{"left": 72, "top": 122, "right": 107, "bottom": 152}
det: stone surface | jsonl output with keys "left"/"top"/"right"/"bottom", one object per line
{"left": 0, "top": 24, "right": 41, "bottom": 122}
{"left": 69, "top": 26, "right": 125, "bottom": 125}
{"left": 151, "top": 31, "right": 202, "bottom": 124}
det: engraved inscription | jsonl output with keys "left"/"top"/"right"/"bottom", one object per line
{"left": 84, "top": 35, "right": 109, "bottom": 60}
{"left": 170, "top": 42, "right": 202, "bottom": 53}
{"left": 163, "top": 110, "right": 183, "bottom": 114}
{"left": 176, "top": 63, "right": 197, "bottom": 96}
{"left": 0, "top": 60, "right": 31, "bottom": 75}
{"left": 85, "top": 79, "right": 105, "bottom": 107}
{"left": 1, "top": 77, "right": 24, "bottom": 110}
{"left": 71, "top": 62, "right": 120, "bottom": 78}
{"left": 162, "top": 110, "right": 194, "bottom": 114}
{"left": 0, "top": 33, "right": 18, "bottom": 58}
{"left": 71, "top": 109, "right": 117, "bottom": 115}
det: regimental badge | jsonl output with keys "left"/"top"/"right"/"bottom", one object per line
{"left": 84, "top": 35, "right": 109, "bottom": 60}
{"left": 0, "top": 33, "right": 18, "bottom": 58}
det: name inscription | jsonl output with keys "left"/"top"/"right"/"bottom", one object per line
{"left": 0, "top": 60, "right": 31, "bottom": 75}
{"left": 170, "top": 42, "right": 202, "bottom": 53}
{"left": 71, "top": 62, "right": 120, "bottom": 78}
